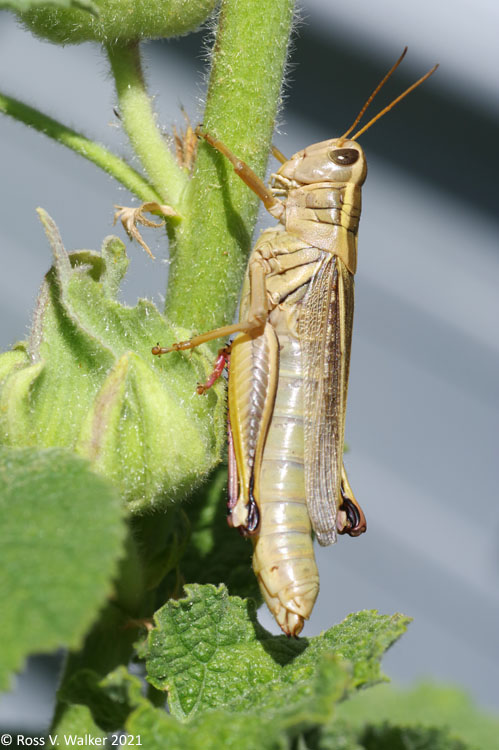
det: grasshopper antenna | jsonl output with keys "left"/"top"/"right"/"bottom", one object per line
{"left": 350, "top": 63, "right": 439, "bottom": 141}
{"left": 338, "top": 47, "right": 408, "bottom": 144}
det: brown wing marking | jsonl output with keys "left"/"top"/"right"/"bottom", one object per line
{"left": 228, "top": 322, "right": 279, "bottom": 535}
{"left": 301, "top": 255, "right": 354, "bottom": 546}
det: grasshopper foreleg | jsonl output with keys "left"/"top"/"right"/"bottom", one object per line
{"left": 196, "top": 129, "right": 284, "bottom": 218}
{"left": 152, "top": 254, "right": 270, "bottom": 356}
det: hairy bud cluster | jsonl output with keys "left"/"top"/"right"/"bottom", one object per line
{"left": 18, "top": 0, "right": 218, "bottom": 45}
{"left": 0, "top": 210, "right": 224, "bottom": 511}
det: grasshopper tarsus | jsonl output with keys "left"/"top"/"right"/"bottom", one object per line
{"left": 151, "top": 341, "right": 185, "bottom": 355}
{"left": 151, "top": 343, "right": 164, "bottom": 357}
{"left": 171, "top": 340, "right": 190, "bottom": 351}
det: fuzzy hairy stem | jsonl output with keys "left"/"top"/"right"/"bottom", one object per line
{"left": 164, "top": 0, "right": 296, "bottom": 337}
{"left": 106, "top": 42, "right": 187, "bottom": 206}
{"left": 0, "top": 91, "right": 162, "bottom": 203}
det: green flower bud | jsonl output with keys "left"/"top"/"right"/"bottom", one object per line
{"left": 0, "top": 209, "right": 225, "bottom": 511}
{"left": 18, "top": 0, "right": 217, "bottom": 46}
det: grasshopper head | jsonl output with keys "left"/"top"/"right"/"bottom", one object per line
{"left": 274, "top": 138, "right": 367, "bottom": 190}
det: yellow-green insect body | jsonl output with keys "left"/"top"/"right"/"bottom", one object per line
{"left": 154, "top": 52, "right": 438, "bottom": 636}
{"left": 226, "top": 139, "right": 367, "bottom": 635}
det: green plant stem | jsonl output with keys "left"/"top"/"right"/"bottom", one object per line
{"left": 164, "top": 0, "right": 295, "bottom": 339}
{"left": 106, "top": 42, "right": 187, "bottom": 206}
{"left": 0, "top": 91, "right": 161, "bottom": 204}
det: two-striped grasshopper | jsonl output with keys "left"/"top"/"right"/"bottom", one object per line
{"left": 154, "top": 50, "right": 437, "bottom": 636}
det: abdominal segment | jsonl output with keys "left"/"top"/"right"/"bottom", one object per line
{"left": 251, "top": 328, "right": 319, "bottom": 636}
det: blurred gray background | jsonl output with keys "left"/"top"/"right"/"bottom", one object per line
{"left": 1, "top": 0, "right": 498, "bottom": 731}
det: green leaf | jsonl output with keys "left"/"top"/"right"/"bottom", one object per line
{"left": 57, "top": 666, "right": 145, "bottom": 732}
{"left": 64, "top": 667, "right": 281, "bottom": 750}
{"left": 126, "top": 699, "right": 313, "bottom": 750}
{"left": 311, "top": 720, "right": 472, "bottom": 750}
{"left": 142, "top": 718, "right": 473, "bottom": 750}
{"left": 335, "top": 682, "right": 499, "bottom": 750}
{"left": 0, "top": 447, "right": 126, "bottom": 691}
{"left": 359, "top": 723, "right": 470, "bottom": 750}
{"left": 312, "top": 609, "right": 410, "bottom": 689}
{"left": 305, "top": 720, "right": 364, "bottom": 750}
{"left": 146, "top": 584, "right": 409, "bottom": 723}
{"left": 129, "top": 655, "right": 350, "bottom": 750}
{"left": 0, "top": 0, "right": 98, "bottom": 15}
{"left": 51, "top": 705, "right": 106, "bottom": 747}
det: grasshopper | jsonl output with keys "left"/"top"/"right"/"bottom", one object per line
{"left": 154, "top": 50, "right": 438, "bottom": 636}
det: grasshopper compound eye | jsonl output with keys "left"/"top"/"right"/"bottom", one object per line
{"left": 329, "top": 148, "right": 359, "bottom": 166}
